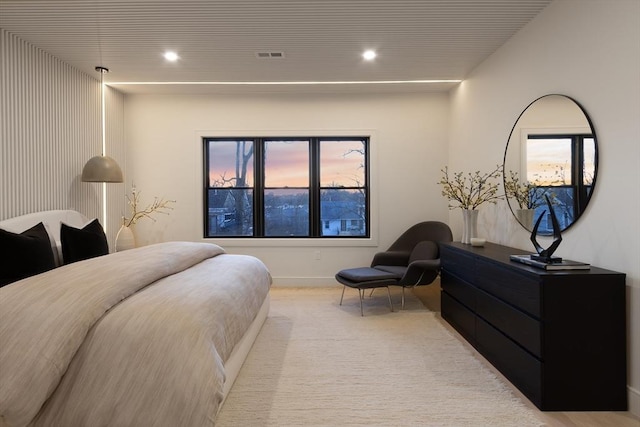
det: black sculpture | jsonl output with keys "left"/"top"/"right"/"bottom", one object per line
{"left": 530, "top": 195, "right": 563, "bottom": 263}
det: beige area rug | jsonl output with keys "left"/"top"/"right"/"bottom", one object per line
{"left": 217, "top": 287, "right": 544, "bottom": 426}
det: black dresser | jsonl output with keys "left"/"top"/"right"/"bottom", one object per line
{"left": 440, "top": 241, "right": 627, "bottom": 411}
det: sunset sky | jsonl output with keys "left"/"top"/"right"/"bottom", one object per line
{"left": 526, "top": 137, "right": 595, "bottom": 185}
{"left": 208, "top": 139, "right": 365, "bottom": 188}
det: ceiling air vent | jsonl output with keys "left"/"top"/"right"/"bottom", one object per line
{"left": 255, "top": 51, "right": 285, "bottom": 59}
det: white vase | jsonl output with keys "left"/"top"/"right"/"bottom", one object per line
{"left": 115, "top": 225, "right": 136, "bottom": 252}
{"left": 516, "top": 208, "right": 535, "bottom": 230}
{"left": 461, "top": 209, "right": 478, "bottom": 245}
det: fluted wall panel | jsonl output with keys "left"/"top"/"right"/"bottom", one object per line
{"left": 1, "top": 29, "right": 125, "bottom": 247}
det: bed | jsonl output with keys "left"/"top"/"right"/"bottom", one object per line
{"left": 0, "top": 210, "right": 271, "bottom": 427}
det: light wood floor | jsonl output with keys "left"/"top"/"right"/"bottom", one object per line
{"left": 411, "top": 282, "right": 640, "bottom": 427}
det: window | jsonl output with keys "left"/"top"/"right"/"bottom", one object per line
{"left": 204, "top": 137, "right": 369, "bottom": 238}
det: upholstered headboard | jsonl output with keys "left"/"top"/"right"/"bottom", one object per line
{"left": 0, "top": 210, "right": 89, "bottom": 266}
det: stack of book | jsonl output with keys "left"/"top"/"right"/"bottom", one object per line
{"left": 509, "top": 254, "right": 590, "bottom": 270}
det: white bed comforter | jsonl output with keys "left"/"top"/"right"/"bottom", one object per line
{"left": 0, "top": 242, "right": 271, "bottom": 427}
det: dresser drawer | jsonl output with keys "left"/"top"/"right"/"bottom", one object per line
{"left": 440, "top": 271, "right": 477, "bottom": 311}
{"left": 476, "top": 289, "right": 542, "bottom": 358}
{"left": 475, "top": 259, "right": 541, "bottom": 318}
{"left": 441, "top": 291, "right": 475, "bottom": 345}
{"left": 476, "top": 317, "right": 542, "bottom": 408}
{"left": 441, "top": 246, "right": 476, "bottom": 284}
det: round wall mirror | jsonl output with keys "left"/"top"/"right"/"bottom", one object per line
{"left": 503, "top": 94, "right": 598, "bottom": 235}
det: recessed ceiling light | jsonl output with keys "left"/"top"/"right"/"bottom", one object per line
{"left": 163, "top": 51, "right": 179, "bottom": 62}
{"left": 363, "top": 50, "right": 377, "bottom": 61}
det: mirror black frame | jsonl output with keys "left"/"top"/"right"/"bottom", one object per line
{"left": 503, "top": 94, "right": 599, "bottom": 235}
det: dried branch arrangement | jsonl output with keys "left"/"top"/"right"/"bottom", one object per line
{"left": 123, "top": 185, "right": 176, "bottom": 227}
{"left": 438, "top": 165, "right": 503, "bottom": 210}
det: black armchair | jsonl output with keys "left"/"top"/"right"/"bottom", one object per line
{"left": 336, "top": 221, "right": 453, "bottom": 314}
{"left": 371, "top": 221, "right": 452, "bottom": 307}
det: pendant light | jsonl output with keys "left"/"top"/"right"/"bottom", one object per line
{"left": 81, "top": 66, "right": 123, "bottom": 183}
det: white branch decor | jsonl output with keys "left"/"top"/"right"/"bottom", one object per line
{"left": 438, "top": 165, "right": 503, "bottom": 210}
{"left": 123, "top": 184, "right": 176, "bottom": 227}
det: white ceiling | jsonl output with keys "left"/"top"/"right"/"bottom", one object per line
{"left": 0, "top": 0, "right": 553, "bottom": 94}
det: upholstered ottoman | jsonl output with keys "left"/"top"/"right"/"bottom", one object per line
{"left": 335, "top": 267, "right": 401, "bottom": 316}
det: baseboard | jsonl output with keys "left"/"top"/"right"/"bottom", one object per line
{"left": 272, "top": 277, "right": 338, "bottom": 287}
{"left": 629, "top": 385, "right": 640, "bottom": 417}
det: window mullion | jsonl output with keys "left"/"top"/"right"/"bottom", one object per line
{"left": 202, "top": 139, "right": 211, "bottom": 237}
{"left": 310, "top": 138, "right": 320, "bottom": 237}
{"left": 364, "top": 137, "right": 371, "bottom": 236}
{"left": 255, "top": 138, "right": 265, "bottom": 237}
{"left": 574, "top": 135, "right": 586, "bottom": 213}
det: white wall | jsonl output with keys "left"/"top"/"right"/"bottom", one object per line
{"left": 124, "top": 92, "right": 450, "bottom": 284}
{"left": 448, "top": 0, "right": 640, "bottom": 416}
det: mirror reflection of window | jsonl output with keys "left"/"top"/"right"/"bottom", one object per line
{"left": 584, "top": 137, "right": 596, "bottom": 186}
{"left": 525, "top": 134, "right": 594, "bottom": 234}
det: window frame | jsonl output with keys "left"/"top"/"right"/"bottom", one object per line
{"left": 203, "top": 136, "right": 371, "bottom": 239}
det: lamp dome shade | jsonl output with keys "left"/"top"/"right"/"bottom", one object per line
{"left": 81, "top": 155, "right": 124, "bottom": 182}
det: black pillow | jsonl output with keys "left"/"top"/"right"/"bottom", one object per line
{"left": 60, "top": 219, "right": 109, "bottom": 265}
{"left": 0, "top": 222, "right": 56, "bottom": 287}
